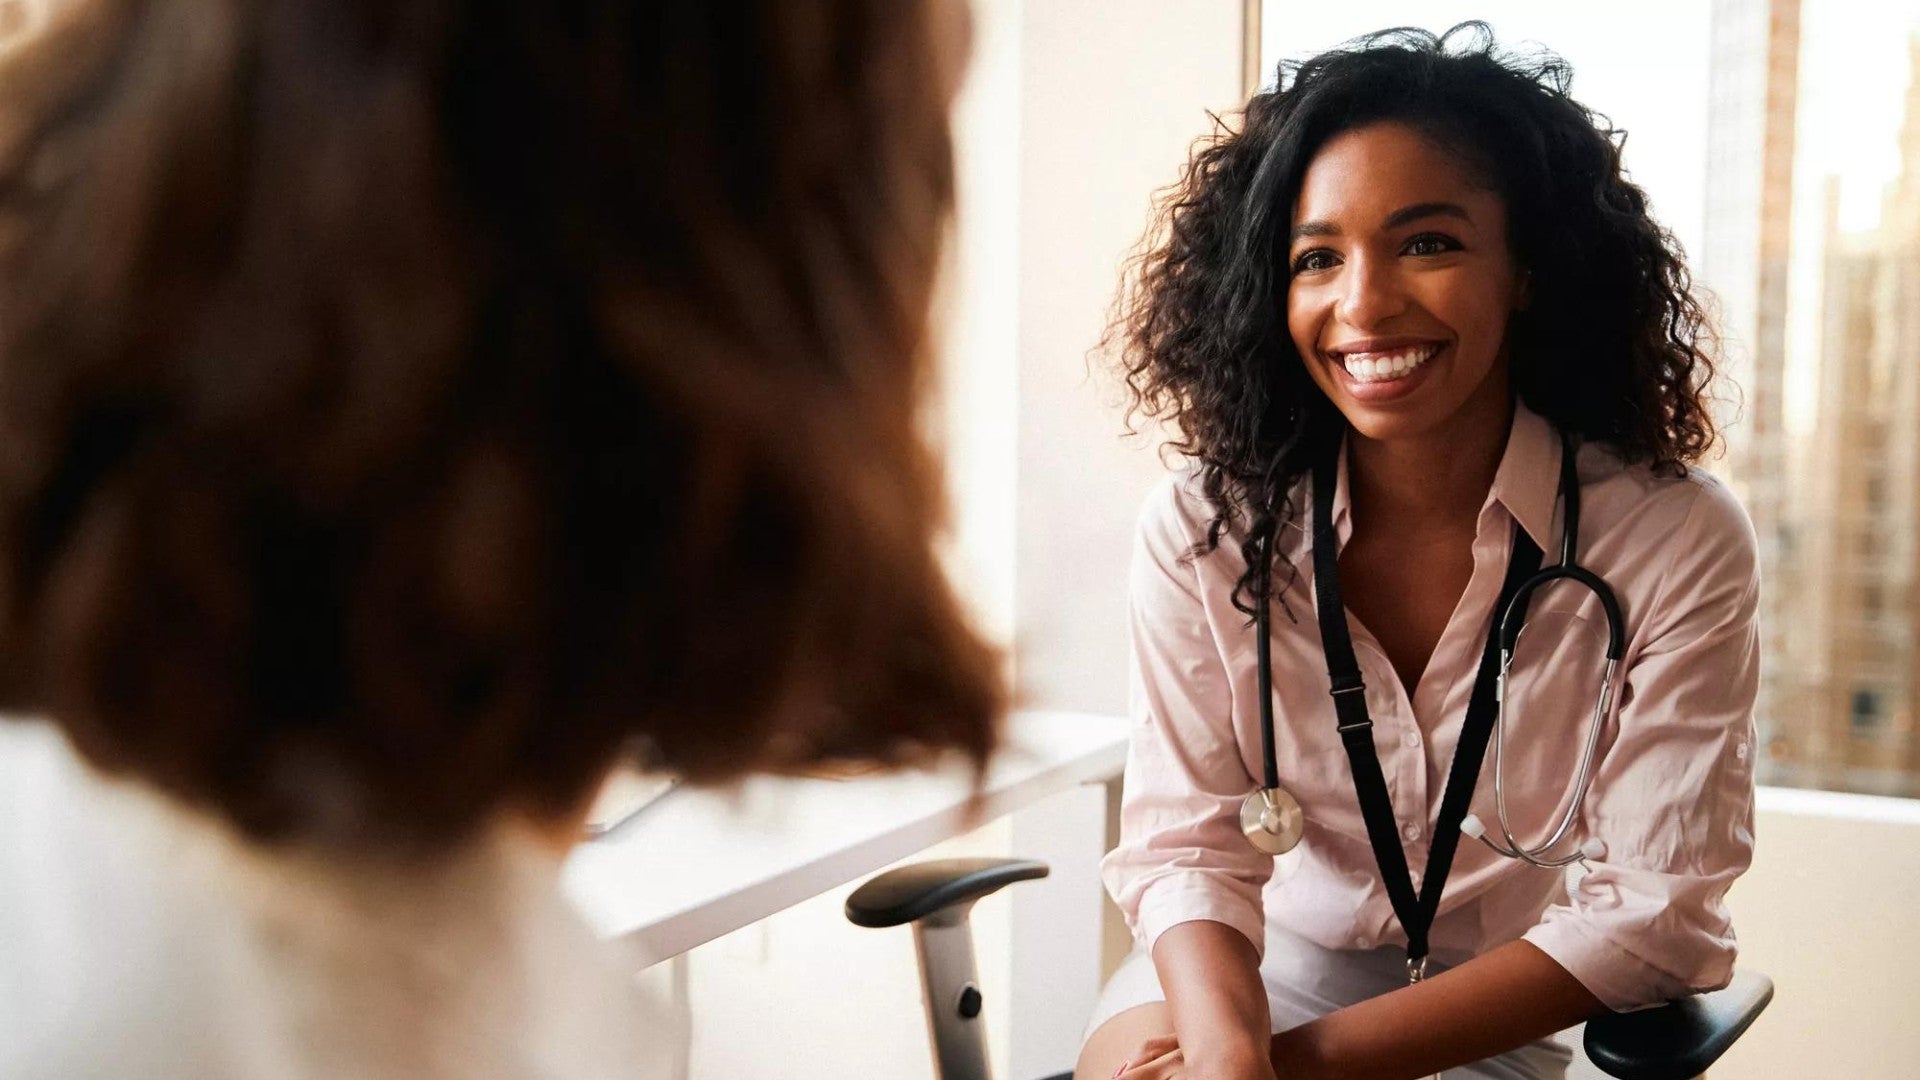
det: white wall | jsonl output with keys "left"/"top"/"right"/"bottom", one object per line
{"left": 938, "top": 0, "right": 1024, "bottom": 649}
{"left": 1006, "top": 0, "right": 1248, "bottom": 1047}
{"left": 1012, "top": 0, "right": 1245, "bottom": 716}
{"left": 1711, "top": 791, "right": 1920, "bottom": 1078}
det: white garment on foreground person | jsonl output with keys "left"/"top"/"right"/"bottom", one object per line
{"left": 0, "top": 720, "right": 671, "bottom": 1080}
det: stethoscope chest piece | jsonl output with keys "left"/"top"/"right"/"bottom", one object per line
{"left": 1240, "top": 786, "right": 1305, "bottom": 855}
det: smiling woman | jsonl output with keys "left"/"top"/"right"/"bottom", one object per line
{"left": 1285, "top": 126, "right": 1524, "bottom": 448}
{"left": 1110, "top": 23, "right": 1720, "bottom": 623}
{"left": 1083, "top": 23, "right": 1757, "bottom": 1080}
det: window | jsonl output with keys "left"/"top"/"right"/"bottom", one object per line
{"left": 1850, "top": 687, "right": 1884, "bottom": 736}
{"left": 1262, "top": 0, "right": 1920, "bottom": 799}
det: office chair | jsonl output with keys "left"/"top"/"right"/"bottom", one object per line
{"left": 846, "top": 858, "right": 1772, "bottom": 1080}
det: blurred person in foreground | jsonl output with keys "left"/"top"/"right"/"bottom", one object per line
{"left": 0, "top": 1, "right": 994, "bottom": 1077}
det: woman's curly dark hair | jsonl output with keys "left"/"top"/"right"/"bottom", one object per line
{"left": 1111, "top": 22, "right": 1721, "bottom": 617}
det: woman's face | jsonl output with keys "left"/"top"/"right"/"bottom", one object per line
{"left": 1285, "top": 121, "right": 1524, "bottom": 445}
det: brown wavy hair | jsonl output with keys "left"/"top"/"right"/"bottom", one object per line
{"left": 0, "top": 0, "right": 1000, "bottom": 848}
{"left": 1112, "top": 23, "right": 1721, "bottom": 617}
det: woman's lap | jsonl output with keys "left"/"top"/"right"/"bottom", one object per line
{"left": 1082, "top": 927, "right": 1572, "bottom": 1080}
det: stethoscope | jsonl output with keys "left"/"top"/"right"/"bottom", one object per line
{"left": 1241, "top": 428, "right": 1625, "bottom": 874}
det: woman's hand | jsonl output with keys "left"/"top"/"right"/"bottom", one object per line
{"left": 1125, "top": 922, "right": 1279, "bottom": 1080}
{"left": 1113, "top": 1034, "right": 1181, "bottom": 1078}
{"left": 1115, "top": 1033, "right": 1278, "bottom": 1080}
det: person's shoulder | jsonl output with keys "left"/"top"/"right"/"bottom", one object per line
{"left": 1585, "top": 447, "right": 1757, "bottom": 569}
{"left": 1672, "top": 465, "right": 1753, "bottom": 532}
{"left": 1134, "top": 467, "right": 1242, "bottom": 581}
{"left": 1135, "top": 466, "right": 1218, "bottom": 540}
{"left": 1668, "top": 467, "right": 1759, "bottom": 582}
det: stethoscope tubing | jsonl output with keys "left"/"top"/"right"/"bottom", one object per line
{"left": 1471, "top": 436, "right": 1626, "bottom": 868}
{"left": 1483, "top": 650, "right": 1618, "bottom": 867}
{"left": 1257, "top": 530, "right": 1280, "bottom": 791}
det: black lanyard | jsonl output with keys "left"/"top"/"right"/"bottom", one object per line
{"left": 1307, "top": 444, "right": 1543, "bottom": 973}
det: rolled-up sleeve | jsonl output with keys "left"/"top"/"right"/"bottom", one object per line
{"left": 1524, "top": 478, "right": 1760, "bottom": 1010}
{"left": 1100, "top": 479, "right": 1274, "bottom": 957}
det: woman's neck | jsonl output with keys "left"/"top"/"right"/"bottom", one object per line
{"left": 1346, "top": 395, "right": 1516, "bottom": 533}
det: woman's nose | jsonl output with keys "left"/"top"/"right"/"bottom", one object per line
{"left": 1335, "top": 255, "right": 1409, "bottom": 329}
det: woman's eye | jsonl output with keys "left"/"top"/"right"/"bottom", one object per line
{"left": 1291, "top": 249, "right": 1338, "bottom": 275}
{"left": 1404, "top": 233, "right": 1462, "bottom": 257}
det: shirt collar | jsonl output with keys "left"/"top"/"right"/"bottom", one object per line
{"left": 1275, "top": 434, "right": 1353, "bottom": 563}
{"left": 1493, "top": 402, "right": 1564, "bottom": 554}
{"left": 1277, "top": 400, "right": 1564, "bottom": 558}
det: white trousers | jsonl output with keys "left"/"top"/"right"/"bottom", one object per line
{"left": 1084, "top": 923, "right": 1573, "bottom": 1080}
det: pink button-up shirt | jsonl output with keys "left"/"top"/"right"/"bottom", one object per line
{"left": 1101, "top": 404, "right": 1759, "bottom": 1011}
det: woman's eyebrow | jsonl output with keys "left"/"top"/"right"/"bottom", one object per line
{"left": 1290, "top": 219, "right": 1340, "bottom": 242}
{"left": 1290, "top": 201, "right": 1473, "bottom": 244}
{"left": 1382, "top": 201, "right": 1472, "bottom": 229}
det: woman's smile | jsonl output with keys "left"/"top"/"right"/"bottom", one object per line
{"left": 1325, "top": 337, "right": 1449, "bottom": 401}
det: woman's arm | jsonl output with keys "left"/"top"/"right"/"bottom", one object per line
{"left": 1152, "top": 921, "right": 1277, "bottom": 1077}
{"left": 1523, "top": 478, "right": 1760, "bottom": 1008}
{"left": 1098, "top": 479, "right": 1280, "bottom": 1073}
{"left": 1269, "top": 940, "right": 1602, "bottom": 1080}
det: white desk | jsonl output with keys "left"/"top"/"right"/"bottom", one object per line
{"left": 562, "top": 709, "right": 1129, "bottom": 966}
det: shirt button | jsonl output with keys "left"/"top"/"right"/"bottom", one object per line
{"left": 1401, "top": 822, "right": 1422, "bottom": 841}
{"left": 1401, "top": 730, "right": 1420, "bottom": 748}
{"left": 1354, "top": 934, "right": 1372, "bottom": 949}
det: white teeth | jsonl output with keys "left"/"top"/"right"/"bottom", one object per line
{"left": 1337, "top": 344, "right": 1440, "bottom": 384}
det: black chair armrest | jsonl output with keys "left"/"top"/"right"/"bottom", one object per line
{"left": 1583, "top": 970, "right": 1773, "bottom": 1080}
{"left": 845, "top": 858, "right": 1050, "bottom": 928}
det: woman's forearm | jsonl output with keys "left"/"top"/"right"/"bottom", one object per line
{"left": 1270, "top": 940, "right": 1606, "bottom": 1080}
{"left": 1151, "top": 920, "right": 1275, "bottom": 1073}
